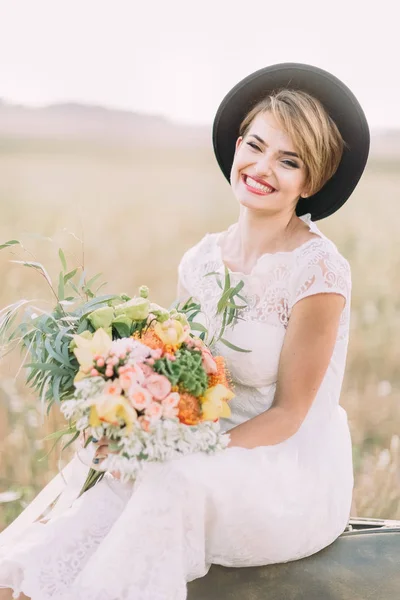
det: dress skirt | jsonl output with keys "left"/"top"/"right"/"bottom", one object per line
{"left": 0, "top": 411, "right": 353, "bottom": 600}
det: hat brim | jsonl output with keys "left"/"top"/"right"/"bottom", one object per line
{"left": 212, "top": 63, "right": 370, "bottom": 221}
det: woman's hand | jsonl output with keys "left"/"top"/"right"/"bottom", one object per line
{"left": 92, "top": 436, "right": 121, "bottom": 480}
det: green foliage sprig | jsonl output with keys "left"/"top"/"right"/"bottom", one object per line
{"left": 0, "top": 239, "right": 122, "bottom": 415}
{"left": 173, "top": 266, "right": 251, "bottom": 353}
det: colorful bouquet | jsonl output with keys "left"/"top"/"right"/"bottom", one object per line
{"left": 0, "top": 239, "right": 246, "bottom": 495}
{"left": 64, "top": 288, "right": 234, "bottom": 491}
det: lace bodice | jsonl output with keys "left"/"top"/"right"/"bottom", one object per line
{"left": 178, "top": 214, "right": 352, "bottom": 430}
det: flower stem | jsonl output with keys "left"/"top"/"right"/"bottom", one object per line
{"left": 78, "top": 468, "right": 105, "bottom": 497}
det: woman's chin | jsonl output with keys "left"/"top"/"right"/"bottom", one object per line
{"left": 237, "top": 194, "right": 270, "bottom": 211}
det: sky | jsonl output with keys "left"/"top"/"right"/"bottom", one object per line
{"left": 0, "top": 0, "right": 398, "bottom": 130}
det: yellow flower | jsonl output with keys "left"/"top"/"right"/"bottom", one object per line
{"left": 73, "top": 328, "right": 112, "bottom": 380}
{"left": 89, "top": 393, "right": 138, "bottom": 432}
{"left": 154, "top": 319, "right": 188, "bottom": 347}
{"left": 200, "top": 384, "right": 234, "bottom": 421}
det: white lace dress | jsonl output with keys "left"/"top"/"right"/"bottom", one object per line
{"left": 0, "top": 213, "right": 354, "bottom": 600}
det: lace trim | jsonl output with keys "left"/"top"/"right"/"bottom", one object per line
{"left": 178, "top": 230, "right": 351, "bottom": 340}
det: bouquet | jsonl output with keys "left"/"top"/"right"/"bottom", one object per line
{"left": 0, "top": 238, "right": 247, "bottom": 495}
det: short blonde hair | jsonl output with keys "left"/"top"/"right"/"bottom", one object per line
{"left": 239, "top": 89, "right": 345, "bottom": 196}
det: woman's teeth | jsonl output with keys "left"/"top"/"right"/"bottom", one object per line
{"left": 245, "top": 176, "right": 274, "bottom": 193}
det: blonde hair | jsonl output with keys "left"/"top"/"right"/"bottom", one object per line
{"left": 239, "top": 89, "right": 345, "bottom": 196}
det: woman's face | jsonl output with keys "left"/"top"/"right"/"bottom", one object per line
{"left": 230, "top": 111, "right": 309, "bottom": 214}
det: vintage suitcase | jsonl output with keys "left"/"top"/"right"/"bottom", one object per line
{"left": 187, "top": 517, "right": 400, "bottom": 600}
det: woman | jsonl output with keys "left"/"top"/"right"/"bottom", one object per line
{"left": 0, "top": 63, "right": 369, "bottom": 600}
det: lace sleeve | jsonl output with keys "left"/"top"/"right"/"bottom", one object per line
{"left": 289, "top": 242, "right": 352, "bottom": 311}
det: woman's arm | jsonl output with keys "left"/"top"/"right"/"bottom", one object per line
{"left": 227, "top": 292, "right": 345, "bottom": 449}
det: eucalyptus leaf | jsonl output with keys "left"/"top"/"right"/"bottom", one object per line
{"left": 58, "top": 272, "right": 65, "bottom": 301}
{"left": 58, "top": 248, "right": 67, "bottom": 272}
{"left": 188, "top": 322, "right": 208, "bottom": 333}
{"left": 10, "top": 260, "right": 53, "bottom": 288}
{"left": 219, "top": 337, "right": 252, "bottom": 353}
{"left": 25, "top": 362, "right": 67, "bottom": 376}
{"left": 64, "top": 268, "right": 78, "bottom": 284}
{"left": 0, "top": 240, "right": 20, "bottom": 250}
{"left": 62, "top": 430, "right": 80, "bottom": 451}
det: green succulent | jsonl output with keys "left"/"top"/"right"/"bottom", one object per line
{"left": 153, "top": 346, "right": 208, "bottom": 397}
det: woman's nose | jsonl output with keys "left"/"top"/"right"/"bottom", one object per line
{"left": 254, "top": 154, "right": 273, "bottom": 177}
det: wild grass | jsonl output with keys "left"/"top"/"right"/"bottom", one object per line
{"left": 0, "top": 140, "right": 399, "bottom": 528}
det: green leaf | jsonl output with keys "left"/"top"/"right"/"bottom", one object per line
{"left": 219, "top": 337, "right": 252, "bottom": 353}
{"left": 188, "top": 322, "right": 208, "bottom": 333}
{"left": 44, "top": 337, "right": 71, "bottom": 368}
{"left": 85, "top": 273, "right": 102, "bottom": 289}
{"left": 55, "top": 326, "right": 72, "bottom": 356}
{"left": 10, "top": 260, "right": 53, "bottom": 288}
{"left": 43, "top": 426, "right": 75, "bottom": 441}
{"left": 226, "top": 306, "right": 235, "bottom": 327}
{"left": 25, "top": 362, "right": 66, "bottom": 376}
{"left": 0, "top": 240, "right": 20, "bottom": 250}
{"left": 62, "top": 430, "right": 80, "bottom": 451}
{"left": 76, "top": 295, "right": 119, "bottom": 319}
{"left": 113, "top": 321, "right": 131, "bottom": 338}
{"left": 225, "top": 301, "right": 247, "bottom": 310}
{"left": 230, "top": 280, "right": 245, "bottom": 297}
{"left": 58, "top": 272, "right": 65, "bottom": 301}
{"left": 217, "top": 288, "right": 234, "bottom": 314}
{"left": 58, "top": 248, "right": 67, "bottom": 271}
{"left": 64, "top": 268, "right": 78, "bottom": 284}
{"left": 84, "top": 435, "right": 94, "bottom": 448}
{"left": 223, "top": 266, "right": 231, "bottom": 292}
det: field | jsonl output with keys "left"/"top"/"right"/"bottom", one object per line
{"left": 0, "top": 135, "right": 399, "bottom": 529}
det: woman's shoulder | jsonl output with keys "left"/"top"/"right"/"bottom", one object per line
{"left": 294, "top": 233, "right": 351, "bottom": 277}
{"left": 289, "top": 234, "right": 351, "bottom": 310}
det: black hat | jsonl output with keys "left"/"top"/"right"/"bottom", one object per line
{"left": 212, "top": 63, "right": 370, "bottom": 221}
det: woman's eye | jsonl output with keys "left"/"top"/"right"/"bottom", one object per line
{"left": 246, "top": 142, "right": 261, "bottom": 152}
{"left": 282, "top": 159, "right": 299, "bottom": 169}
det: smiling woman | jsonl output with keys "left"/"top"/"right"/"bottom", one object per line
{"left": 0, "top": 63, "right": 370, "bottom": 600}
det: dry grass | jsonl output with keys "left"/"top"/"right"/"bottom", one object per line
{"left": 0, "top": 140, "right": 399, "bottom": 528}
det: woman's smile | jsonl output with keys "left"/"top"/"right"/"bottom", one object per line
{"left": 241, "top": 174, "right": 276, "bottom": 195}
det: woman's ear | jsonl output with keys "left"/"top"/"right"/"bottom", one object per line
{"left": 235, "top": 136, "right": 243, "bottom": 153}
{"left": 300, "top": 188, "right": 311, "bottom": 199}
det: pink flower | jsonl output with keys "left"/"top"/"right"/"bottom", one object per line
{"left": 105, "top": 368, "right": 114, "bottom": 378}
{"left": 145, "top": 401, "right": 163, "bottom": 421}
{"left": 90, "top": 368, "right": 99, "bottom": 377}
{"left": 138, "top": 416, "right": 151, "bottom": 433}
{"left": 96, "top": 358, "right": 105, "bottom": 368}
{"left": 104, "top": 380, "right": 122, "bottom": 396}
{"left": 145, "top": 373, "right": 171, "bottom": 400}
{"left": 119, "top": 372, "right": 135, "bottom": 390}
{"left": 201, "top": 348, "right": 217, "bottom": 374}
{"left": 129, "top": 385, "right": 152, "bottom": 411}
{"left": 140, "top": 363, "right": 155, "bottom": 377}
{"left": 161, "top": 392, "right": 180, "bottom": 418}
